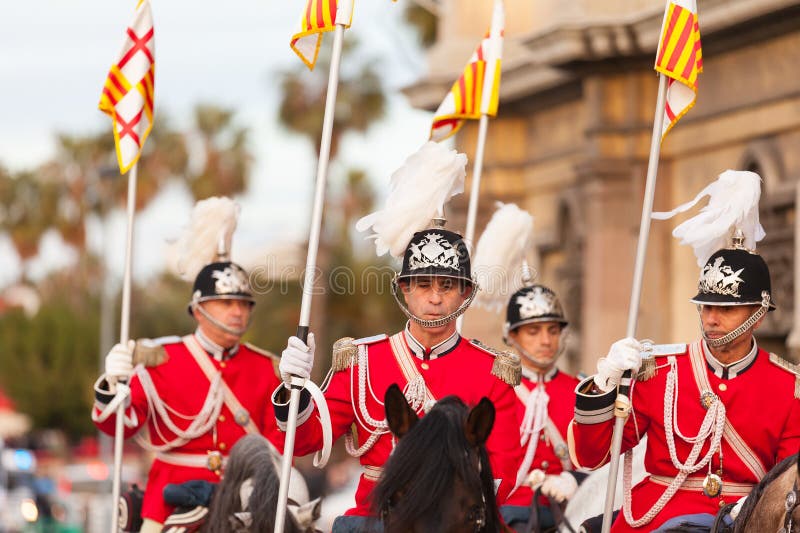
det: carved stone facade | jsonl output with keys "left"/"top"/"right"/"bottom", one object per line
{"left": 405, "top": 0, "right": 800, "bottom": 371}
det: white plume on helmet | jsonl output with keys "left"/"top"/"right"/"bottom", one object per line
{"left": 168, "top": 196, "right": 240, "bottom": 281}
{"left": 651, "top": 169, "right": 765, "bottom": 266}
{"left": 355, "top": 141, "right": 467, "bottom": 258}
{"left": 472, "top": 202, "right": 534, "bottom": 313}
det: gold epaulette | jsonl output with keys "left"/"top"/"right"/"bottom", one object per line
{"left": 134, "top": 336, "right": 180, "bottom": 367}
{"left": 769, "top": 353, "right": 800, "bottom": 400}
{"left": 637, "top": 359, "right": 658, "bottom": 382}
{"left": 470, "top": 339, "right": 521, "bottom": 387}
{"left": 332, "top": 337, "right": 357, "bottom": 372}
{"left": 636, "top": 343, "right": 688, "bottom": 382}
{"left": 331, "top": 334, "right": 387, "bottom": 372}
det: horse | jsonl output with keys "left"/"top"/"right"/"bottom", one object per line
{"left": 724, "top": 452, "right": 800, "bottom": 533}
{"left": 564, "top": 445, "right": 800, "bottom": 533}
{"left": 161, "top": 434, "right": 320, "bottom": 533}
{"left": 371, "top": 383, "right": 504, "bottom": 533}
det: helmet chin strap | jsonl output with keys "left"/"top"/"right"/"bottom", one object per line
{"left": 191, "top": 301, "right": 250, "bottom": 337}
{"left": 391, "top": 278, "right": 478, "bottom": 328}
{"left": 505, "top": 335, "right": 564, "bottom": 371}
{"left": 700, "top": 291, "right": 770, "bottom": 348}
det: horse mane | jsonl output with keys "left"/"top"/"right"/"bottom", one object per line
{"left": 203, "top": 434, "right": 301, "bottom": 533}
{"left": 370, "top": 395, "right": 500, "bottom": 532}
{"left": 733, "top": 451, "right": 798, "bottom": 531}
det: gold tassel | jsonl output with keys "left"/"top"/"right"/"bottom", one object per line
{"left": 492, "top": 351, "right": 522, "bottom": 387}
{"left": 133, "top": 340, "right": 168, "bottom": 367}
{"left": 637, "top": 358, "right": 657, "bottom": 382}
{"left": 332, "top": 337, "right": 357, "bottom": 372}
{"left": 795, "top": 376, "right": 800, "bottom": 401}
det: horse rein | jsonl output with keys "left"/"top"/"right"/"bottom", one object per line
{"left": 781, "top": 478, "right": 800, "bottom": 533}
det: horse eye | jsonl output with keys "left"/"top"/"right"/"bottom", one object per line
{"left": 467, "top": 504, "right": 484, "bottom": 523}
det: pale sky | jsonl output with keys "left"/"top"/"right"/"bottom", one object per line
{"left": 0, "top": 0, "right": 434, "bottom": 285}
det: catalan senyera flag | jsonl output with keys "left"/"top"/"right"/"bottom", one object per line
{"left": 430, "top": 0, "right": 504, "bottom": 143}
{"left": 99, "top": 0, "right": 155, "bottom": 174}
{"left": 290, "top": 0, "right": 353, "bottom": 70}
{"left": 654, "top": 0, "right": 702, "bottom": 140}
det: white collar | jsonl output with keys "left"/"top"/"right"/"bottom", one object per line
{"left": 521, "top": 365, "right": 558, "bottom": 383}
{"left": 194, "top": 328, "right": 239, "bottom": 361}
{"left": 702, "top": 339, "right": 758, "bottom": 379}
{"left": 403, "top": 322, "right": 460, "bottom": 361}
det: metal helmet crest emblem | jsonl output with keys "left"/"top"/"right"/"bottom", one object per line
{"left": 516, "top": 286, "right": 560, "bottom": 320}
{"left": 408, "top": 232, "right": 460, "bottom": 272}
{"left": 698, "top": 256, "right": 744, "bottom": 298}
{"left": 212, "top": 265, "right": 251, "bottom": 295}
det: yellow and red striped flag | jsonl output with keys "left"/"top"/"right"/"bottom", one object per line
{"left": 430, "top": 1, "right": 504, "bottom": 143}
{"left": 99, "top": 0, "right": 155, "bottom": 174}
{"left": 654, "top": 0, "right": 702, "bottom": 140}
{"left": 290, "top": 0, "right": 353, "bottom": 70}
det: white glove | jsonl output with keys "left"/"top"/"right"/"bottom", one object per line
{"left": 279, "top": 334, "right": 315, "bottom": 387}
{"left": 593, "top": 337, "right": 642, "bottom": 392}
{"left": 104, "top": 340, "right": 135, "bottom": 381}
{"left": 540, "top": 472, "right": 578, "bottom": 503}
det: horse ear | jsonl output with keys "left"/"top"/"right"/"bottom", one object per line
{"left": 465, "top": 397, "right": 495, "bottom": 446}
{"left": 384, "top": 383, "right": 418, "bottom": 439}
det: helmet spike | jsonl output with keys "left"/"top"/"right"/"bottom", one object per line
{"left": 521, "top": 260, "right": 534, "bottom": 286}
{"left": 430, "top": 215, "right": 447, "bottom": 229}
{"left": 730, "top": 229, "right": 746, "bottom": 250}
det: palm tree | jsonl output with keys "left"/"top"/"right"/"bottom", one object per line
{"left": 278, "top": 40, "right": 386, "bottom": 160}
{"left": 186, "top": 104, "right": 252, "bottom": 200}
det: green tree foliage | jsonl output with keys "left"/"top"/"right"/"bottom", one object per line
{"left": 0, "top": 270, "right": 101, "bottom": 440}
{"left": 278, "top": 39, "right": 386, "bottom": 159}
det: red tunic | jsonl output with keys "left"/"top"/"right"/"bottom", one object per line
{"left": 280, "top": 333, "right": 523, "bottom": 516}
{"left": 571, "top": 340, "right": 800, "bottom": 532}
{"left": 93, "top": 338, "right": 284, "bottom": 523}
{"left": 506, "top": 368, "right": 580, "bottom": 506}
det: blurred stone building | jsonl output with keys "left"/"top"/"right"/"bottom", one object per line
{"left": 405, "top": 0, "right": 800, "bottom": 373}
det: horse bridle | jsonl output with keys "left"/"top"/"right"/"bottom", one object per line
{"left": 380, "top": 453, "right": 489, "bottom": 532}
{"left": 781, "top": 478, "right": 800, "bottom": 533}
{"left": 380, "top": 498, "right": 487, "bottom": 532}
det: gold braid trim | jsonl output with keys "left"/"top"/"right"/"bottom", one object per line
{"left": 471, "top": 339, "right": 521, "bottom": 386}
{"left": 332, "top": 337, "right": 357, "bottom": 372}
{"left": 769, "top": 353, "right": 800, "bottom": 400}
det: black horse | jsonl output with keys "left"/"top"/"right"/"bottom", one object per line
{"left": 371, "top": 383, "right": 504, "bottom": 533}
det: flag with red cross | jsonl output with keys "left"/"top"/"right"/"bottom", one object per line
{"left": 99, "top": 0, "right": 155, "bottom": 174}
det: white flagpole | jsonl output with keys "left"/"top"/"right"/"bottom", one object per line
{"left": 457, "top": 0, "right": 503, "bottom": 333}
{"left": 600, "top": 73, "right": 667, "bottom": 533}
{"left": 110, "top": 161, "right": 138, "bottom": 533}
{"left": 274, "top": 2, "right": 352, "bottom": 530}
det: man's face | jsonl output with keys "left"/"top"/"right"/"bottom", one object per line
{"left": 194, "top": 298, "right": 253, "bottom": 347}
{"left": 699, "top": 304, "right": 761, "bottom": 355}
{"left": 509, "top": 321, "right": 562, "bottom": 369}
{"left": 400, "top": 276, "right": 471, "bottom": 332}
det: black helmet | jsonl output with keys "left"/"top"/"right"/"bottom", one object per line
{"left": 189, "top": 261, "right": 254, "bottom": 314}
{"left": 505, "top": 284, "right": 568, "bottom": 333}
{"left": 397, "top": 229, "right": 474, "bottom": 285}
{"left": 690, "top": 248, "right": 775, "bottom": 310}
